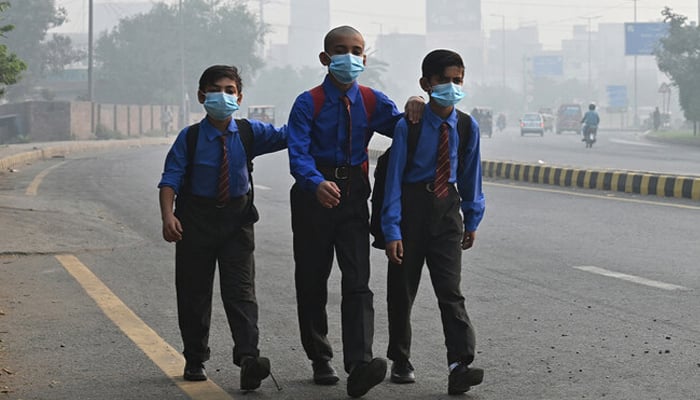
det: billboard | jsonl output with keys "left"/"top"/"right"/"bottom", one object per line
{"left": 426, "top": 0, "right": 481, "bottom": 33}
{"left": 606, "top": 85, "right": 628, "bottom": 109}
{"left": 532, "top": 55, "right": 563, "bottom": 77}
{"left": 625, "top": 22, "right": 668, "bottom": 55}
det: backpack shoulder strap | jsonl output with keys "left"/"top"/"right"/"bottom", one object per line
{"left": 183, "top": 123, "right": 200, "bottom": 194}
{"left": 234, "top": 118, "right": 254, "bottom": 173}
{"left": 456, "top": 109, "right": 473, "bottom": 175}
{"left": 309, "top": 85, "right": 325, "bottom": 119}
{"left": 406, "top": 118, "right": 422, "bottom": 162}
{"left": 358, "top": 85, "right": 377, "bottom": 123}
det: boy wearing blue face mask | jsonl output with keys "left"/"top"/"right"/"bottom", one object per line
{"left": 287, "top": 25, "right": 424, "bottom": 398}
{"left": 158, "top": 65, "right": 287, "bottom": 391}
{"left": 381, "top": 49, "right": 485, "bottom": 395}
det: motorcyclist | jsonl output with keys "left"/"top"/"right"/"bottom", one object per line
{"left": 581, "top": 103, "right": 600, "bottom": 143}
{"left": 496, "top": 113, "right": 506, "bottom": 132}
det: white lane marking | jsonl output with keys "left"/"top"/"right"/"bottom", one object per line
{"left": 608, "top": 138, "right": 663, "bottom": 147}
{"left": 254, "top": 184, "right": 271, "bottom": 190}
{"left": 573, "top": 266, "right": 691, "bottom": 291}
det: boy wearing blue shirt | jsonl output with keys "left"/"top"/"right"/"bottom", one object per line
{"left": 381, "top": 49, "right": 485, "bottom": 395}
{"left": 158, "top": 65, "right": 287, "bottom": 391}
{"left": 287, "top": 25, "right": 423, "bottom": 398}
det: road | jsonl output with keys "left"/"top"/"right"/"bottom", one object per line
{"left": 1, "top": 140, "right": 699, "bottom": 399}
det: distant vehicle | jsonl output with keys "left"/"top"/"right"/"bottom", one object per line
{"left": 520, "top": 112, "right": 545, "bottom": 136}
{"left": 248, "top": 105, "right": 275, "bottom": 125}
{"left": 538, "top": 107, "right": 555, "bottom": 132}
{"left": 556, "top": 103, "right": 582, "bottom": 134}
{"left": 471, "top": 107, "right": 493, "bottom": 138}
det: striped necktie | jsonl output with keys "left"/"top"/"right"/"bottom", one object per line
{"left": 217, "top": 134, "right": 230, "bottom": 204}
{"left": 434, "top": 122, "right": 450, "bottom": 199}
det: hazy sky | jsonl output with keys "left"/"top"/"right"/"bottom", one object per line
{"left": 56, "top": 0, "right": 699, "bottom": 49}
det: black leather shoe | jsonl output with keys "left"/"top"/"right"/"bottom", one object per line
{"left": 183, "top": 362, "right": 207, "bottom": 381}
{"left": 347, "top": 358, "right": 387, "bottom": 398}
{"left": 312, "top": 360, "right": 339, "bottom": 385}
{"left": 390, "top": 360, "right": 415, "bottom": 384}
{"left": 240, "top": 356, "right": 271, "bottom": 391}
{"left": 448, "top": 363, "right": 483, "bottom": 395}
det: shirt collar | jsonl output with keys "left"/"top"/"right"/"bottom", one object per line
{"left": 424, "top": 105, "right": 458, "bottom": 131}
{"left": 322, "top": 74, "right": 360, "bottom": 105}
{"left": 200, "top": 117, "right": 238, "bottom": 141}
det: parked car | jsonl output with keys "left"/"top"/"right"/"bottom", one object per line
{"left": 520, "top": 112, "right": 545, "bottom": 136}
{"left": 556, "top": 103, "right": 582, "bottom": 134}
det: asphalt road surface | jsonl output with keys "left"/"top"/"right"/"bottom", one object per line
{"left": 1, "top": 142, "right": 699, "bottom": 400}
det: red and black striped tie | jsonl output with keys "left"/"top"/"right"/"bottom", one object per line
{"left": 217, "top": 134, "right": 230, "bottom": 204}
{"left": 434, "top": 122, "right": 450, "bottom": 199}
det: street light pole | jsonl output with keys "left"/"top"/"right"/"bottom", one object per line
{"left": 88, "top": 0, "right": 94, "bottom": 132}
{"left": 580, "top": 16, "right": 600, "bottom": 100}
{"left": 490, "top": 14, "right": 506, "bottom": 105}
{"left": 179, "top": 0, "right": 186, "bottom": 127}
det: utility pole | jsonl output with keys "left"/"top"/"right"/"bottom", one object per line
{"left": 633, "top": 0, "right": 638, "bottom": 128}
{"left": 580, "top": 16, "right": 601, "bottom": 100}
{"left": 88, "top": 0, "right": 94, "bottom": 132}
{"left": 491, "top": 14, "right": 506, "bottom": 109}
{"left": 179, "top": 0, "right": 186, "bottom": 127}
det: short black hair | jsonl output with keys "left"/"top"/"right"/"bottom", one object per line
{"left": 324, "top": 25, "right": 363, "bottom": 52}
{"left": 421, "top": 49, "right": 464, "bottom": 79}
{"left": 198, "top": 65, "right": 243, "bottom": 93}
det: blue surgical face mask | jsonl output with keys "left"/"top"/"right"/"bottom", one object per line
{"left": 430, "top": 82, "right": 465, "bottom": 107}
{"left": 203, "top": 92, "right": 239, "bottom": 120}
{"left": 328, "top": 53, "right": 365, "bottom": 84}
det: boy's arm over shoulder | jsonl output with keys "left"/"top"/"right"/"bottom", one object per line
{"left": 368, "top": 88, "right": 403, "bottom": 138}
{"left": 288, "top": 91, "right": 325, "bottom": 192}
{"left": 457, "top": 114, "right": 485, "bottom": 233}
{"left": 157, "top": 126, "right": 190, "bottom": 194}
{"left": 247, "top": 119, "right": 287, "bottom": 158}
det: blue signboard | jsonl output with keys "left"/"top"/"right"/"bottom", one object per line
{"left": 606, "top": 85, "right": 628, "bottom": 108}
{"left": 625, "top": 22, "right": 668, "bottom": 55}
{"left": 532, "top": 55, "right": 563, "bottom": 77}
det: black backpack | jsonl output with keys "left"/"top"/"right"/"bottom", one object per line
{"left": 370, "top": 110, "right": 473, "bottom": 249}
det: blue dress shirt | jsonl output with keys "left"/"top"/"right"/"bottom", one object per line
{"left": 381, "top": 107, "right": 485, "bottom": 242}
{"left": 288, "top": 75, "right": 402, "bottom": 192}
{"left": 158, "top": 117, "right": 287, "bottom": 198}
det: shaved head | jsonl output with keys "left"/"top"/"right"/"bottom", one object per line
{"left": 324, "top": 25, "right": 364, "bottom": 52}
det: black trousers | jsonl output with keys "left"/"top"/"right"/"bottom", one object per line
{"left": 290, "top": 172, "right": 374, "bottom": 373}
{"left": 174, "top": 194, "right": 259, "bottom": 366}
{"left": 386, "top": 183, "right": 476, "bottom": 366}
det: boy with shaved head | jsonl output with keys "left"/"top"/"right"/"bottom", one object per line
{"left": 287, "top": 25, "right": 424, "bottom": 398}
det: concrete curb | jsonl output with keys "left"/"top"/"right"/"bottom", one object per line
{"left": 482, "top": 160, "right": 700, "bottom": 201}
{"left": 0, "top": 137, "right": 173, "bottom": 172}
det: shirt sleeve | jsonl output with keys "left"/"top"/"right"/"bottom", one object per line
{"left": 248, "top": 119, "right": 288, "bottom": 158}
{"left": 457, "top": 116, "right": 486, "bottom": 232}
{"left": 381, "top": 118, "right": 409, "bottom": 242}
{"left": 288, "top": 92, "right": 326, "bottom": 192}
{"left": 157, "top": 126, "right": 189, "bottom": 194}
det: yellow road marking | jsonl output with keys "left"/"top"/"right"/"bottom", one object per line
{"left": 484, "top": 181, "right": 700, "bottom": 210}
{"left": 55, "top": 254, "right": 234, "bottom": 400}
{"left": 26, "top": 161, "right": 66, "bottom": 196}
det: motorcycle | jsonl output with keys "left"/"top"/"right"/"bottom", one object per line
{"left": 582, "top": 124, "right": 597, "bottom": 148}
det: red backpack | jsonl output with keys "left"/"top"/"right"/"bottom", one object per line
{"left": 308, "top": 84, "right": 377, "bottom": 176}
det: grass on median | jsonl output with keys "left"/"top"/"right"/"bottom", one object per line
{"left": 645, "top": 130, "right": 700, "bottom": 146}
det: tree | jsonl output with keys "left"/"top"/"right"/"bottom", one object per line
{"left": 94, "top": 0, "right": 265, "bottom": 106}
{"left": 655, "top": 7, "right": 700, "bottom": 134}
{"left": 0, "top": 1, "right": 26, "bottom": 96}
{"left": 2, "top": 0, "right": 82, "bottom": 101}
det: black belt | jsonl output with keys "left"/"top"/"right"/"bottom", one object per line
{"left": 185, "top": 193, "right": 250, "bottom": 209}
{"left": 317, "top": 165, "right": 362, "bottom": 181}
